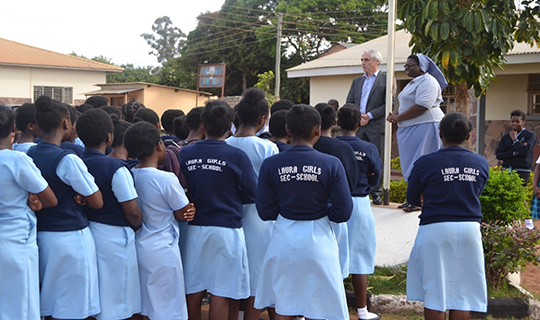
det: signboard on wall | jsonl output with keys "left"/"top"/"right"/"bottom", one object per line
{"left": 198, "top": 63, "right": 226, "bottom": 88}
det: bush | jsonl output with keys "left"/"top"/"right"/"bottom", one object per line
{"left": 479, "top": 167, "right": 530, "bottom": 224}
{"left": 391, "top": 157, "right": 401, "bottom": 171}
{"left": 389, "top": 179, "right": 407, "bottom": 204}
{"left": 482, "top": 221, "right": 540, "bottom": 290}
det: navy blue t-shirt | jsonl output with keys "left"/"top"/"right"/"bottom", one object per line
{"left": 314, "top": 136, "right": 358, "bottom": 192}
{"left": 256, "top": 145, "right": 352, "bottom": 223}
{"left": 273, "top": 141, "right": 291, "bottom": 153}
{"left": 407, "top": 146, "right": 489, "bottom": 225}
{"left": 179, "top": 139, "right": 257, "bottom": 228}
{"left": 336, "top": 136, "right": 381, "bottom": 197}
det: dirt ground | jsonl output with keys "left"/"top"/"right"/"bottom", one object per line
{"left": 519, "top": 220, "right": 540, "bottom": 296}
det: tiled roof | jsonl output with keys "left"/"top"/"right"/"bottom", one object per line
{"left": 0, "top": 37, "right": 123, "bottom": 72}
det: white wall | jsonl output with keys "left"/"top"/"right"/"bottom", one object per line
{"left": 485, "top": 74, "right": 529, "bottom": 121}
{"left": 0, "top": 65, "right": 106, "bottom": 103}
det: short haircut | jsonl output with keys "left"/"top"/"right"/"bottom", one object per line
{"left": 286, "top": 104, "right": 321, "bottom": 141}
{"left": 34, "top": 95, "right": 70, "bottom": 134}
{"left": 85, "top": 95, "right": 109, "bottom": 108}
{"left": 364, "top": 49, "right": 383, "bottom": 63}
{"left": 161, "top": 109, "right": 185, "bottom": 132}
{"left": 439, "top": 112, "right": 473, "bottom": 145}
{"left": 314, "top": 102, "right": 336, "bottom": 130}
{"left": 510, "top": 109, "right": 526, "bottom": 121}
{"left": 201, "top": 100, "right": 235, "bottom": 137}
{"left": 328, "top": 99, "right": 339, "bottom": 109}
{"left": 269, "top": 109, "right": 288, "bottom": 138}
{"left": 270, "top": 99, "right": 294, "bottom": 115}
{"left": 185, "top": 107, "right": 204, "bottom": 131}
{"left": 173, "top": 116, "right": 190, "bottom": 140}
{"left": 110, "top": 114, "right": 131, "bottom": 148}
{"left": 124, "top": 121, "right": 161, "bottom": 160}
{"left": 0, "top": 105, "right": 15, "bottom": 138}
{"left": 76, "top": 109, "right": 114, "bottom": 148}
{"left": 100, "top": 105, "right": 123, "bottom": 119}
{"left": 337, "top": 103, "right": 361, "bottom": 131}
{"left": 133, "top": 108, "right": 159, "bottom": 126}
{"left": 65, "top": 104, "right": 79, "bottom": 125}
{"left": 236, "top": 88, "right": 269, "bottom": 127}
{"left": 122, "top": 101, "right": 146, "bottom": 123}
{"left": 15, "top": 103, "right": 36, "bottom": 131}
{"left": 76, "top": 103, "right": 94, "bottom": 113}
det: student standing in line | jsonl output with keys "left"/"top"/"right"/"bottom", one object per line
{"left": 337, "top": 103, "right": 382, "bottom": 320}
{"left": 124, "top": 121, "right": 195, "bottom": 320}
{"left": 77, "top": 109, "right": 143, "bottom": 320}
{"left": 255, "top": 104, "right": 352, "bottom": 320}
{"left": 406, "top": 112, "right": 489, "bottom": 320}
{"left": 108, "top": 115, "right": 139, "bottom": 168}
{"left": 179, "top": 100, "right": 257, "bottom": 320}
{"left": 225, "top": 88, "right": 279, "bottom": 320}
{"left": 27, "top": 96, "right": 103, "bottom": 320}
{"left": 269, "top": 109, "right": 291, "bottom": 152}
{"left": 313, "top": 102, "right": 358, "bottom": 280}
{"left": 0, "top": 104, "right": 57, "bottom": 320}
{"left": 13, "top": 103, "right": 42, "bottom": 153}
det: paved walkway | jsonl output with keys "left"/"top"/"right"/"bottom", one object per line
{"left": 372, "top": 203, "right": 420, "bottom": 267}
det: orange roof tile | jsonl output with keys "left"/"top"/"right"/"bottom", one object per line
{"left": 0, "top": 37, "right": 124, "bottom": 72}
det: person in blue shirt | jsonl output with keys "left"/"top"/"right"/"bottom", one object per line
{"left": 269, "top": 109, "right": 291, "bottom": 152}
{"left": 406, "top": 112, "right": 489, "bottom": 320}
{"left": 179, "top": 100, "right": 257, "bottom": 320}
{"left": 108, "top": 115, "right": 139, "bottom": 168}
{"left": 255, "top": 104, "right": 353, "bottom": 320}
{"left": 13, "top": 103, "right": 42, "bottom": 153}
{"left": 337, "top": 103, "right": 382, "bottom": 320}
{"left": 161, "top": 109, "right": 185, "bottom": 143}
{"left": 77, "top": 109, "right": 144, "bottom": 320}
{"left": 27, "top": 95, "right": 104, "bottom": 320}
{"left": 0, "top": 104, "right": 57, "bottom": 320}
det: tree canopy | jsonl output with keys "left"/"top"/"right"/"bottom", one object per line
{"left": 141, "top": 16, "right": 186, "bottom": 63}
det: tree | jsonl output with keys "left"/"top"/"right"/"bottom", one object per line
{"left": 141, "top": 16, "right": 186, "bottom": 63}
{"left": 398, "top": 0, "right": 540, "bottom": 116}
{"left": 107, "top": 64, "right": 160, "bottom": 84}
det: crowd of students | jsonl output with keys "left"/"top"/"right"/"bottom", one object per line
{"left": 0, "top": 87, "right": 489, "bottom": 320}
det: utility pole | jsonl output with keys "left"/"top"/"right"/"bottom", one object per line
{"left": 274, "top": 13, "right": 283, "bottom": 101}
{"left": 383, "top": 0, "right": 396, "bottom": 205}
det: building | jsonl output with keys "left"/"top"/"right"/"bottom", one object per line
{"left": 0, "top": 37, "right": 123, "bottom": 105}
{"left": 84, "top": 82, "right": 213, "bottom": 118}
{"left": 287, "top": 29, "right": 540, "bottom": 166}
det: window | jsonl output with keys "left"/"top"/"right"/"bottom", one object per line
{"left": 440, "top": 86, "right": 456, "bottom": 114}
{"left": 528, "top": 74, "right": 540, "bottom": 114}
{"left": 33, "top": 86, "right": 73, "bottom": 104}
{"left": 110, "top": 97, "right": 124, "bottom": 106}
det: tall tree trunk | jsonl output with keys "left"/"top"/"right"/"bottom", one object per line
{"left": 454, "top": 82, "right": 471, "bottom": 149}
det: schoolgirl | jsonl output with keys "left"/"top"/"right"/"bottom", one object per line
{"left": 0, "top": 105, "right": 57, "bottom": 320}
{"left": 13, "top": 103, "right": 42, "bottom": 153}
{"left": 27, "top": 95, "right": 103, "bottom": 319}
{"left": 123, "top": 121, "right": 195, "bottom": 320}
{"left": 77, "top": 109, "right": 143, "bottom": 320}
{"left": 107, "top": 115, "right": 139, "bottom": 168}
{"left": 179, "top": 100, "right": 257, "bottom": 320}
{"left": 269, "top": 109, "right": 291, "bottom": 152}
{"left": 255, "top": 104, "right": 353, "bottom": 320}
{"left": 225, "top": 87, "right": 279, "bottom": 320}
{"left": 336, "top": 103, "right": 382, "bottom": 320}
{"left": 60, "top": 104, "right": 85, "bottom": 155}
{"left": 406, "top": 112, "right": 489, "bottom": 319}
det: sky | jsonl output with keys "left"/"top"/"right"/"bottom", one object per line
{"left": 0, "top": 0, "right": 225, "bottom": 67}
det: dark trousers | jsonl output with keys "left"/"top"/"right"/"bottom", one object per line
{"left": 356, "top": 127, "right": 384, "bottom": 198}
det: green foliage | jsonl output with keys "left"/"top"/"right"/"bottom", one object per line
{"left": 141, "top": 16, "right": 186, "bottom": 63}
{"left": 479, "top": 167, "right": 530, "bottom": 224}
{"left": 107, "top": 64, "right": 160, "bottom": 84}
{"left": 389, "top": 179, "right": 407, "bottom": 204}
{"left": 482, "top": 221, "right": 540, "bottom": 290}
{"left": 391, "top": 157, "right": 401, "bottom": 171}
{"left": 344, "top": 265, "right": 408, "bottom": 295}
{"left": 254, "top": 71, "right": 276, "bottom": 105}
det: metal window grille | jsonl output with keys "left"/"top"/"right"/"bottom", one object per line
{"left": 33, "top": 86, "right": 73, "bottom": 104}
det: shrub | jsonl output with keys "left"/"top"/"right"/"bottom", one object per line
{"left": 482, "top": 221, "right": 540, "bottom": 290}
{"left": 479, "top": 167, "right": 530, "bottom": 224}
{"left": 389, "top": 179, "right": 407, "bottom": 204}
{"left": 391, "top": 157, "right": 401, "bottom": 171}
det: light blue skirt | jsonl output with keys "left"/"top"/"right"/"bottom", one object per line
{"left": 242, "top": 203, "right": 274, "bottom": 296}
{"left": 136, "top": 221, "right": 188, "bottom": 320}
{"left": 397, "top": 122, "right": 442, "bottom": 181}
{"left": 0, "top": 211, "right": 40, "bottom": 320}
{"left": 38, "top": 227, "right": 100, "bottom": 318}
{"left": 347, "top": 196, "right": 376, "bottom": 274}
{"left": 254, "top": 215, "right": 349, "bottom": 320}
{"left": 183, "top": 225, "right": 250, "bottom": 299}
{"left": 331, "top": 221, "right": 349, "bottom": 278}
{"left": 407, "top": 222, "right": 487, "bottom": 312}
{"left": 89, "top": 222, "right": 141, "bottom": 320}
